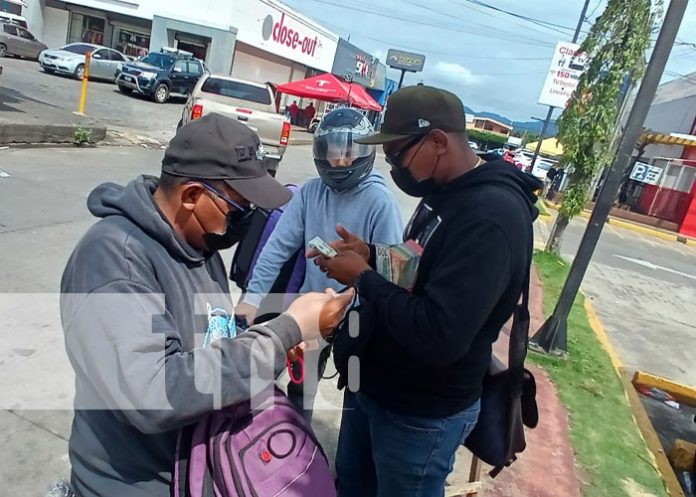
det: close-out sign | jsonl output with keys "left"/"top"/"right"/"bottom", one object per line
{"left": 386, "top": 49, "right": 426, "bottom": 72}
{"left": 630, "top": 161, "right": 664, "bottom": 185}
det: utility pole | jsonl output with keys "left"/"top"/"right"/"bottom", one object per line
{"left": 531, "top": 0, "right": 688, "bottom": 353}
{"left": 530, "top": 0, "right": 591, "bottom": 169}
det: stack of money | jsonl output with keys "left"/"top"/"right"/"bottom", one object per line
{"left": 375, "top": 240, "right": 424, "bottom": 291}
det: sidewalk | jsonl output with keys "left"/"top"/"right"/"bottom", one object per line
{"left": 312, "top": 218, "right": 584, "bottom": 497}
{"left": 478, "top": 266, "right": 582, "bottom": 497}
{"left": 542, "top": 200, "right": 696, "bottom": 247}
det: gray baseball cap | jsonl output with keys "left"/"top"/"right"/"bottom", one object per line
{"left": 161, "top": 113, "right": 291, "bottom": 209}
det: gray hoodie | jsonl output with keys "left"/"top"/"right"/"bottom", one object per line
{"left": 244, "top": 171, "right": 404, "bottom": 306}
{"left": 60, "top": 176, "right": 301, "bottom": 497}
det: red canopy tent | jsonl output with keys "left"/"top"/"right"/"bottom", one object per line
{"left": 276, "top": 73, "right": 382, "bottom": 111}
{"left": 346, "top": 83, "right": 383, "bottom": 112}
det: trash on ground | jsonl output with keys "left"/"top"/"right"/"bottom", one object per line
{"left": 637, "top": 385, "right": 679, "bottom": 405}
{"left": 0, "top": 171, "right": 10, "bottom": 178}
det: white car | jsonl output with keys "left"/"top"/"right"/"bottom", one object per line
{"left": 180, "top": 74, "right": 291, "bottom": 174}
{"left": 531, "top": 159, "right": 555, "bottom": 181}
{"left": 39, "top": 43, "right": 129, "bottom": 81}
{"left": 468, "top": 140, "right": 479, "bottom": 150}
{"left": 513, "top": 151, "right": 533, "bottom": 169}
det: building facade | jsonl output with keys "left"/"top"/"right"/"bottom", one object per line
{"left": 471, "top": 117, "right": 512, "bottom": 137}
{"left": 331, "top": 38, "right": 384, "bottom": 91}
{"left": 620, "top": 76, "right": 696, "bottom": 237}
{"left": 24, "top": 0, "right": 339, "bottom": 90}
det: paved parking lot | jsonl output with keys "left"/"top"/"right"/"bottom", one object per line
{"left": 0, "top": 56, "right": 184, "bottom": 143}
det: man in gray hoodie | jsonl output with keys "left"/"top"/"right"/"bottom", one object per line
{"left": 60, "top": 114, "right": 353, "bottom": 497}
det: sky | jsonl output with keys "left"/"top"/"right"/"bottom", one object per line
{"left": 282, "top": 0, "right": 696, "bottom": 122}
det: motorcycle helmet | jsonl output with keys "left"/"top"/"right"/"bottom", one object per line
{"left": 313, "top": 108, "right": 376, "bottom": 191}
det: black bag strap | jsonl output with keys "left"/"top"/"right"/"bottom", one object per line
{"left": 507, "top": 265, "right": 531, "bottom": 398}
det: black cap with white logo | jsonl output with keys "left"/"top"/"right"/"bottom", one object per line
{"left": 356, "top": 85, "right": 467, "bottom": 145}
{"left": 162, "top": 113, "right": 291, "bottom": 209}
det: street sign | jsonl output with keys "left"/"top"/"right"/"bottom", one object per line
{"left": 386, "top": 49, "right": 426, "bottom": 72}
{"left": 630, "top": 161, "right": 664, "bottom": 185}
{"left": 538, "top": 41, "right": 587, "bottom": 108}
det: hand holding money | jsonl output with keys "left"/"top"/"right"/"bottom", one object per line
{"left": 285, "top": 288, "right": 355, "bottom": 341}
{"left": 316, "top": 250, "right": 371, "bottom": 286}
{"left": 306, "top": 224, "right": 370, "bottom": 263}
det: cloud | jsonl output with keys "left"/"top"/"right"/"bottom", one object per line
{"left": 432, "top": 61, "right": 479, "bottom": 85}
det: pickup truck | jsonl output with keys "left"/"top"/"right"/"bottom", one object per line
{"left": 179, "top": 74, "right": 291, "bottom": 175}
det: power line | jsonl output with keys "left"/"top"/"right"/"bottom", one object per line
{"left": 320, "top": 18, "right": 552, "bottom": 61}
{"left": 454, "top": 0, "right": 591, "bottom": 36}
{"left": 306, "top": 0, "right": 557, "bottom": 48}
{"left": 586, "top": 0, "right": 603, "bottom": 20}
{"left": 431, "top": 0, "right": 572, "bottom": 38}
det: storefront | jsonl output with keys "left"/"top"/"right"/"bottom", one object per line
{"left": 331, "top": 38, "right": 384, "bottom": 91}
{"left": 228, "top": 0, "right": 338, "bottom": 107}
{"left": 28, "top": 0, "right": 337, "bottom": 96}
{"left": 617, "top": 134, "right": 696, "bottom": 237}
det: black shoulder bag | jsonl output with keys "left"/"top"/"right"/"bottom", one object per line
{"left": 464, "top": 268, "right": 539, "bottom": 477}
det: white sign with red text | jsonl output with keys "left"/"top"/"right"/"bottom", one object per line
{"left": 233, "top": 0, "right": 338, "bottom": 71}
{"left": 538, "top": 41, "right": 587, "bottom": 108}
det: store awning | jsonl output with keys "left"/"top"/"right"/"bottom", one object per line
{"left": 524, "top": 137, "right": 564, "bottom": 157}
{"left": 639, "top": 132, "right": 696, "bottom": 148}
{"left": 276, "top": 73, "right": 382, "bottom": 111}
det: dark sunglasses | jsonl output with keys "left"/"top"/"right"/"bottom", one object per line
{"left": 384, "top": 134, "right": 426, "bottom": 168}
{"left": 189, "top": 181, "right": 247, "bottom": 212}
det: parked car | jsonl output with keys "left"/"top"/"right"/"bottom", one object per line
{"left": 513, "top": 150, "right": 534, "bottom": 170}
{"left": 116, "top": 47, "right": 208, "bottom": 103}
{"left": 39, "top": 43, "right": 129, "bottom": 81}
{"left": 468, "top": 140, "right": 479, "bottom": 150}
{"left": 530, "top": 158, "right": 555, "bottom": 181}
{"left": 179, "top": 74, "right": 291, "bottom": 174}
{"left": 0, "top": 12, "right": 28, "bottom": 29}
{"left": 0, "top": 22, "right": 47, "bottom": 59}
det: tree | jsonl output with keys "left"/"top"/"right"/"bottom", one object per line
{"left": 466, "top": 129, "right": 508, "bottom": 149}
{"left": 523, "top": 133, "right": 540, "bottom": 146}
{"left": 545, "top": 0, "right": 659, "bottom": 253}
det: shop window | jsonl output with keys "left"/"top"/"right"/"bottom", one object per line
{"left": 68, "top": 13, "right": 105, "bottom": 46}
{"left": 116, "top": 29, "right": 150, "bottom": 59}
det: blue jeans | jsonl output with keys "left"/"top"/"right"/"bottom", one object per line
{"left": 336, "top": 391, "right": 480, "bottom": 497}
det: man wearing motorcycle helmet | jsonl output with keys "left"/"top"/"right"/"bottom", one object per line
{"left": 235, "top": 107, "right": 404, "bottom": 421}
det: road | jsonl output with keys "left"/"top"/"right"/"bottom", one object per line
{"left": 1, "top": 144, "right": 694, "bottom": 494}
{"left": 0, "top": 143, "right": 420, "bottom": 495}
{"left": 546, "top": 214, "right": 696, "bottom": 387}
{"left": 0, "top": 56, "right": 184, "bottom": 143}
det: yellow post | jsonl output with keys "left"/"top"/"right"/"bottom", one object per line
{"left": 77, "top": 51, "right": 91, "bottom": 115}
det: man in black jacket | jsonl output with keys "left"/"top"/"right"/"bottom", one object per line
{"left": 316, "top": 85, "right": 541, "bottom": 497}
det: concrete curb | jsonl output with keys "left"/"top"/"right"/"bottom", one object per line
{"left": 289, "top": 138, "right": 313, "bottom": 146}
{"left": 542, "top": 200, "right": 696, "bottom": 246}
{"left": 0, "top": 124, "right": 107, "bottom": 145}
{"left": 584, "top": 298, "right": 685, "bottom": 497}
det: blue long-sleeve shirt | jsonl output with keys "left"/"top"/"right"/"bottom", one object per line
{"left": 243, "top": 172, "right": 404, "bottom": 307}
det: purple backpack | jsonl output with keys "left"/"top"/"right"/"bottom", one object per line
{"left": 174, "top": 387, "right": 336, "bottom": 497}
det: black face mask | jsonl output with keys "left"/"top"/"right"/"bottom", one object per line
{"left": 390, "top": 165, "right": 438, "bottom": 198}
{"left": 202, "top": 208, "right": 253, "bottom": 252}
{"left": 387, "top": 135, "right": 441, "bottom": 198}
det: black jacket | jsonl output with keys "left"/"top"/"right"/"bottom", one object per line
{"left": 350, "top": 160, "right": 541, "bottom": 417}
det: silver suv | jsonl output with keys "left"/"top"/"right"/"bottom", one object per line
{"left": 0, "top": 21, "right": 47, "bottom": 59}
